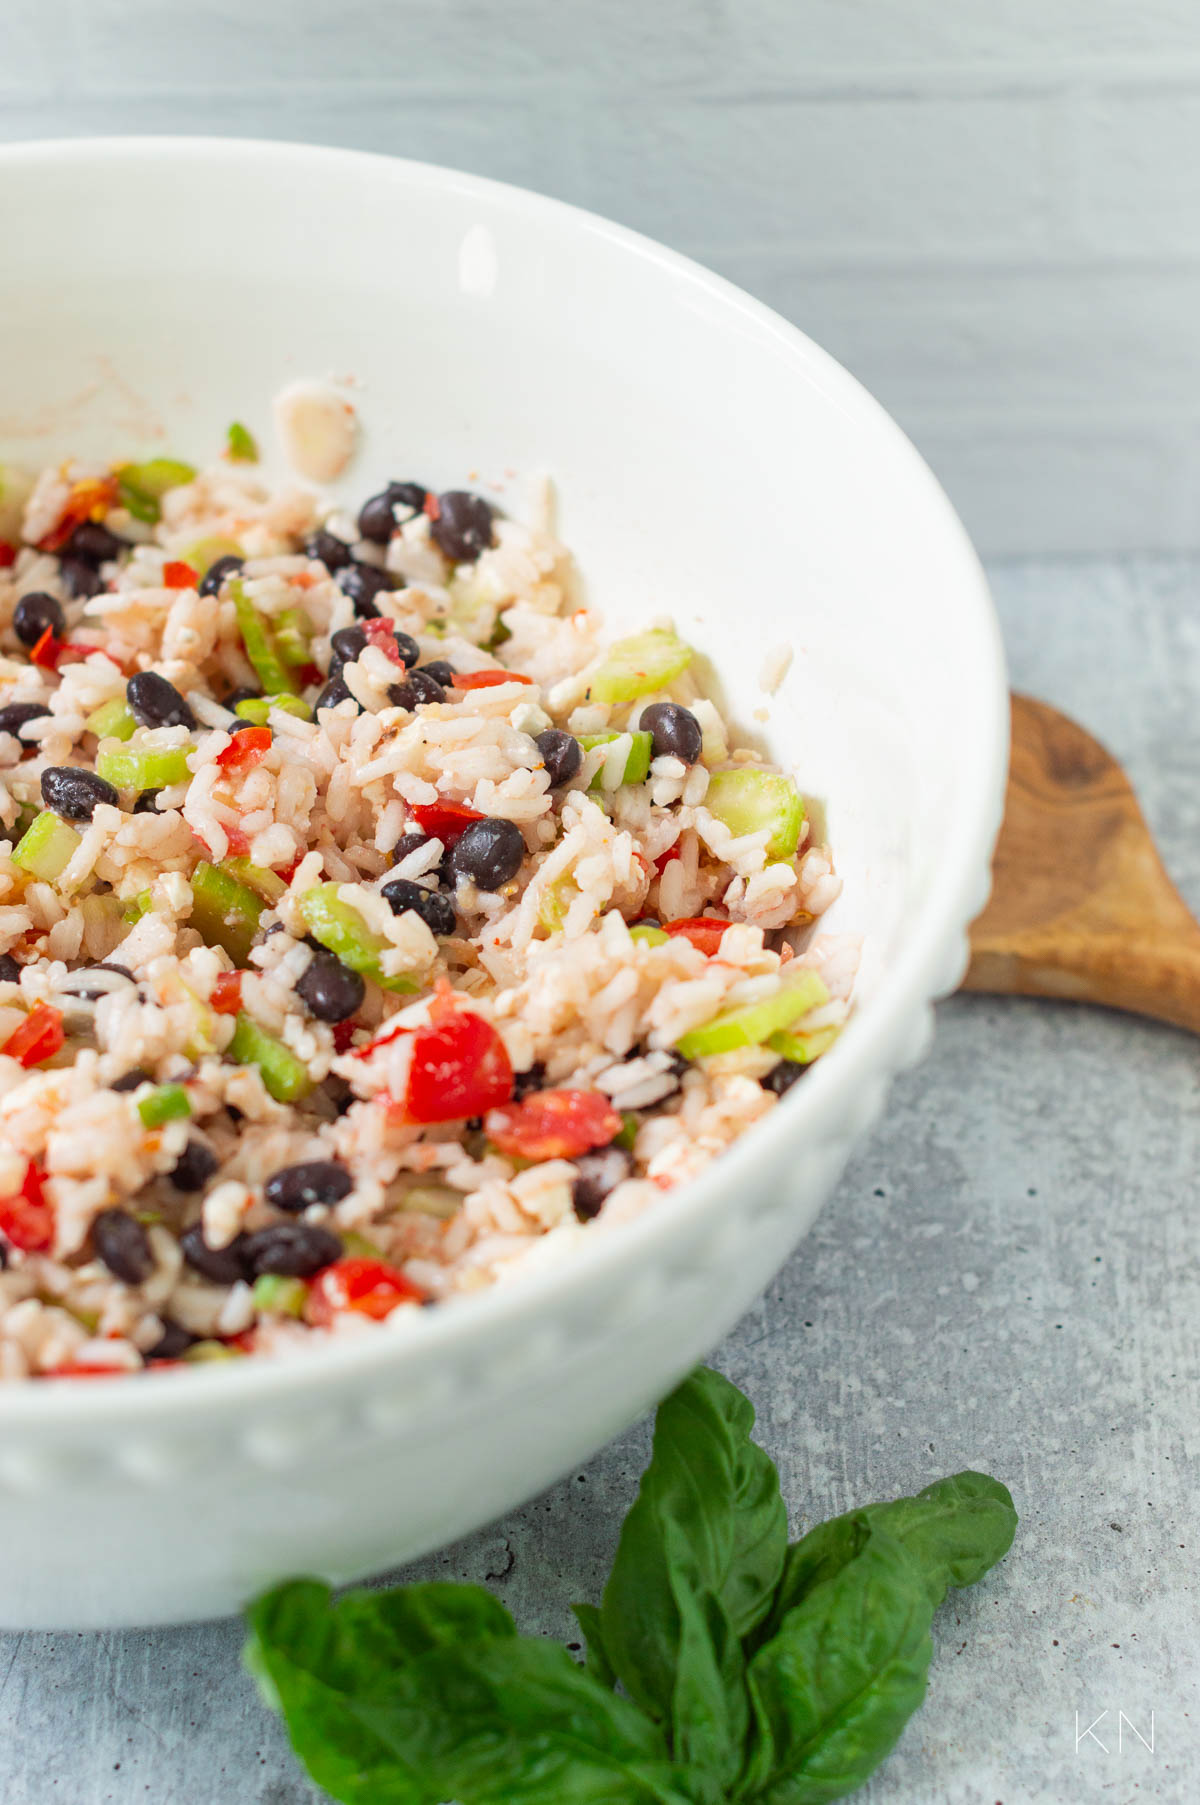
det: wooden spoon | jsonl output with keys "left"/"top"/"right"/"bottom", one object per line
{"left": 963, "top": 692, "right": 1200, "bottom": 1034}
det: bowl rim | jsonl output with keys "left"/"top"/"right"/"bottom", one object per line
{"left": 0, "top": 133, "right": 1009, "bottom": 1424}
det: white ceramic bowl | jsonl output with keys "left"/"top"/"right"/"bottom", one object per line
{"left": 0, "top": 137, "right": 1007, "bottom": 1629}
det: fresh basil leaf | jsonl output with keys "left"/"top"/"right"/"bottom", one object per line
{"left": 246, "top": 1577, "right": 694, "bottom": 1805}
{"left": 738, "top": 1524, "right": 933, "bottom": 1804}
{"left": 596, "top": 1367, "right": 788, "bottom": 1787}
{"left": 572, "top": 1601, "right": 618, "bottom": 1690}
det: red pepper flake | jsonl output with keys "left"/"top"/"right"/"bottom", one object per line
{"left": 306, "top": 1257, "right": 425, "bottom": 1327}
{"left": 411, "top": 799, "right": 485, "bottom": 846}
{"left": 162, "top": 560, "right": 198, "bottom": 590}
{"left": 1, "top": 1001, "right": 65, "bottom": 1068}
{"left": 332, "top": 1019, "right": 358, "bottom": 1054}
{"left": 451, "top": 668, "right": 534, "bottom": 690}
{"left": 423, "top": 492, "right": 441, "bottom": 521}
{"left": 0, "top": 1160, "right": 54, "bottom": 1253}
{"left": 0, "top": 541, "right": 16, "bottom": 570}
{"left": 36, "top": 475, "right": 120, "bottom": 554}
{"left": 30, "top": 626, "right": 68, "bottom": 670}
{"left": 210, "top": 971, "right": 243, "bottom": 1015}
{"left": 653, "top": 844, "right": 682, "bottom": 874}
{"left": 663, "top": 917, "right": 731, "bottom": 958}
{"left": 215, "top": 724, "right": 271, "bottom": 771}
{"left": 361, "top": 618, "right": 404, "bottom": 665}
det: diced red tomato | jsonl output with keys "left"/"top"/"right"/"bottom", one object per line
{"left": 361, "top": 618, "right": 404, "bottom": 665}
{"left": 423, "top": 492, "right": 441, "bottom": 521}
{"left": 0, "top": 541, "right": 16, "bottom": 570}
{"left": 30, "top": 626, "right": 68, "bottom": 670}
{"left": 296, "top": 662, "right": 324, "bottom": 689}
{"left": 663, "top": 917, "right": 731, "bottom": 957}
{"left": 450, "top": 668, "right": 534, "bottom": 690}
{"left": 0, "top": 1161, "right": 53, "bottom": 1253}
{"left": 195, "top": 824, "right": 251, "bottom": 859}
{"left": 485, "top": 1089, "right": 623, "bottom": 1162}
{"left": 1, "top": 1002, "right": 64, "bottom": 1068}
{"left": 210, "top": 971, "right": 243, "bottom": 1015}
{"left": 331, "top": 1019, "right": 358, "bottom": 1054}
{"left": 276, "top": 854, "right": 304, "bottom": 884}
{"left": 410, "top": 800, "right": 485, "bottom": 846}
{"left": 405, "top": 1007, "right": 513, "bottom": 1123}
{"left": 215, "top": 724, "right": 271, "bottom": 771}
{"left": 653, "top": 844, "right": 681, "bottom": 874}
{"left": 306, "top": 1257, "right": 425, "bottom": 1327}
{"left": 36, "top": 476, "right": 120, "bottom": 554}
{"left": 43, "top": 1362, "right": 131, "bottom": 1380}
{"left": 162, "top": 560, "right": 198, "bottom": 590}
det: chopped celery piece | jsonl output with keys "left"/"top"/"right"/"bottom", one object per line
{"left": 273, "top": 607, "right": 311, "bottom": 669}
{"left": 137, "top": 1083, "right": 191, "bottom": 1128}
{"left": 234, "top": 693, "right": 312, "bottom": 724}
{"left": 705, "top": 768, "right": 806, "bottom": 861}
{"left": 228, "top": 1011, "right": 312, "bottom": 1103}
{"left": 116, "top": 458, "right": 196, "bottom": 524}
{"left": 629, "top": 921, "right": 669, "bottom": 947}
{"left": 399, "top": 1185, "right": 461, "bottom": 1220}
{"left": 674, "top": 971, "right": 829, "bottom": 1061}
{"left": 181, "top": 534, "right": 242, "bottom": 577}
{"left": 226, "top": 421, "right": 259, "bottom": 463}
{"left": 224, "top": 858, "right": 286, "bottom": 904}
{"left": 485, "top": 617, "right": 512, "bottom": 651}
{"left": 589, "top": 628, "right": 693, "bottom": 705}
{"left": 615, "top": 1111, "right": 640, "bottom": 1152}
{"left": 251, "top": 1273, "right": 307, "bottom": 1317}
{"left": 767, "top": 1022, "right": 841, "bottom": 1066}
{"left": 13, "top": 810, "right": 81, "bottom": 881}
{"left": 579, "top": 730, "right": 654, "bottom": 789}
{"left": 537, "top": 876, "right": 577, "bottom": 934}
{"left": 231, "top": 580, "right": 298, "bottom": 697}
{"left": 189, "top": 861, "right": 264, "bottom": 966}
{"left": 183, "top": 1340, "right": 244, "bottom": 1363}
{"left": 296, "top": 885, "right": 419, "bottom": 994}
{"left": 123, "top": 888, "right": 153, "bottom": 923}
{"left": 341, "top": 1229, "right": 387, "bottom": 1258}
{"left": 85, "top": 697, "right": 136, "bottom": 742}
{"left": 97, "top": 745, "right": 191, "bottom": 790}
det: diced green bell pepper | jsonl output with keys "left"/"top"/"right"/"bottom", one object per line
{"left": 629, "top": 921, "right": 669, "bottom": 947}
{"left": 231, "top": 580, "right": 299, "bottom": 697}
{"left": 579, "top": 729, "right": 653, "bottom": 789}
{"left": 767, "top": 1022, "right": 841, "bottom": 1066}
{"left": 97, "top": 745, "right": 191, "bottom": 790}
{"left": 189, "top": 861, "right": 264, "bottom": 966}
{"left": 296, "top": 885, "right": 419, "bottom": 994}
{"left": 251, "top": 1273, "right": 308, "bottom": 1317}
{"left": 123, "top": 888, "right": 153, "bottom": 924}
{"left": 137, "top": 1083, "right": 191, "bottom": 1128}
{"left": 116, "top": 459, "right": 196, "bottom": 524}
{"left": 273, "top": 608, "right": 312, "bottom": 669}
{"left": 85, "top": 697, "right": 136, "bottom": 742}
{"left": 13, "top": 810, "right": 81, "bottom": 881}
{"left": 233, "top": 693, "right": 311, "bottom": 724}
{"left": 226, "top": 421, "right": 259, "bottom": 463}
{"left": 705, "top": 768, "right": 806, "bottom": 861}
{"left": 589, "top": 628, "right": 693, "bottom": 705}
{"left": 228, "top": 1011, "right": 312, "bottom": 1103}
{"left": 674, "top": 971, "right": 829, "bottom": 1061}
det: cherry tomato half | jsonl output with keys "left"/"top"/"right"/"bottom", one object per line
{"left": 405, "top": 1008, "right": 513, "bottom": 1123}
{"left": 1, "top": 1002, "right": 65, "bottom": 1068}
{"left": 663, "top": 917, "right": 731, "bottom": 957}
{"left": 410, "top": 800, "right": 485, "bottom": 847}
{"left": 215, "top": 725, "right": 271, "bottom": 771}
{"left": 0, "top": 1161, "right": 53, "bottom": 1252}
{"left": 450, "top": 669, "right": 534, "bottom": 690}
{"left": 306, "top": 1257, "right": 425, "bottom": 1326}
{"left": 485, "top": 1089, "right": 624, "bottom": 1162}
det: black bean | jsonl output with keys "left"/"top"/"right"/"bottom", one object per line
{"left": 513, "top": 1061, "right": 545, "bottom": 1100}
{"left": 431, "top": 491, "right": 495, "bottom": 563}
{"left": 0, "top": 701, "right": 50, "bottom": 738}
{"left": 358, "top": 482, "right": 428, "bottom": 544}
{"left": 328, "top": 624, "right": 368, "bottom": 670}
{"left": 763, "top": 1060, "right": 808, "bottom": 1097}
{"left": 126, "top": 669, "right": 196, "bottom": 731}
{"left": 58, "top": 556, "right": 105, "bottom": 599}
{"left": 92, "top": 1207, "right": 155, "bottom": 1284}
{"left": 145, "top": 1319, "right": 196, "bottom": 1361}
{"left": 264, "top": 1160, "right": 353, "bottom": 1214}
{"left": 388, "top": 668, "right": 445, "bottom": 708}
{"left": 304, "top": 529, "right": 353, "bottom": 573}
{"left": 0, "top": 955, "right": 19, "bottom": 984}
{"left": 133, "top": 789, "right": 161, "bottom": 814}
{"left": 336, "top": 561, "right": 391, "bottom": 617}
{"left": 314, "top": 674, "right": 361, "bottom": 714}
{"left": 170, "top": 1139, "right": 219, "bottom": 1193}
{"left": 380, "top": 877, "right": 457, "bottom": 938}
{"left": 41, "top": 765, "right": 120, "bottom": 821}
{"left": 417, "top": 659, "right": 456, "bottom": 686}
{"left": 0, "top": 1241, "right": 7, "bottom": 1270}
{"left": 12, "top": 592, "right": 65, "bottom": 648}
{"left": 179, "top": 1224, "right": 251, "bottom": 1284}
{"left": 446, "top": 817, "right": 525, "bottom": 890}
{"left": 296, "top": 950, "right": 365, "bottom": 1024}
{"left": 224, "top": 684, "right": 261, "bottom": 709}
{"left": 392, "top": 630, "right": 421, "bottom": 668}
{"left": 65, "top": 521, "right": 124, "bottom": 566}
{"left": 240, "top": 1222, "right": 342, "bottom": 1278}
{"left": 639, "top": 702, "right": 703, "bottom": 765}
{"left": 390, "top": 831, "right": 432, "bottom": 866}
{"left": 535, "top": 729, "right": 582, "bottom": 788}
{"left": 111, "top": 1066, "right": 151, "bottom": 1092}
{"left": 60, "top": 962, "right": 136, "bottom": 1000}
{"left": 198, "top": 554, "right": 244, "bottom": 598}
{"left": 572, "top": 1148, "right": 632, "bottom": 1221}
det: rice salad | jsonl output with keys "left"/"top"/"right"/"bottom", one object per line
{"left": 0, "top": 437, "right": 851, "bottom": 1379}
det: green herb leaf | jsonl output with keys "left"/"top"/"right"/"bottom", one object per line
{"left": 570, "top": 1600, "right": 618, "bottom": 1690}
{"left": 596, "top": 1367, "right": 788, "bottom": 1787}
{"left": 246, "top": 1578, "right": 697, "bottom": 1804}
{"left": 738, "top": 1522, "right": 933, "bottom": 1804}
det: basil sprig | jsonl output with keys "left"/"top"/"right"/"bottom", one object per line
{"left": 246, "top": 1368, "right": 1016, "bottom": 1804}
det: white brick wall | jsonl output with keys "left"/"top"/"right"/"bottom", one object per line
{"left": 4, "top": 0, "right": 1200, "bottom": 553}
